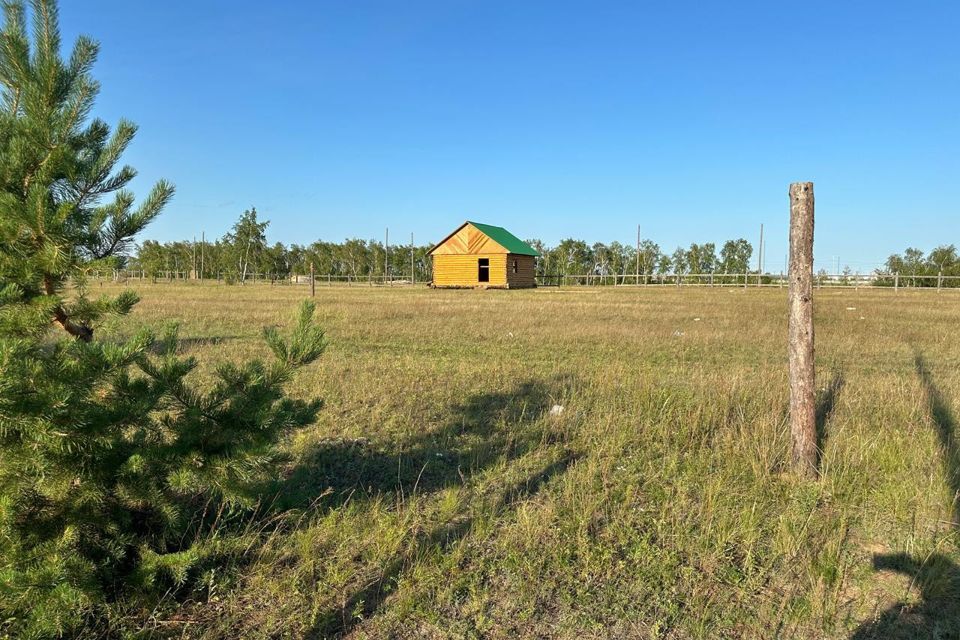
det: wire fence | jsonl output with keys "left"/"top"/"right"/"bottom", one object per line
{"left": 87, "top": 270, "right": 960, "bottom": 290}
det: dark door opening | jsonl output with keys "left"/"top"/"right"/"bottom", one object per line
{"left": 478, "top": 258, "right": 490, "bottom": 282}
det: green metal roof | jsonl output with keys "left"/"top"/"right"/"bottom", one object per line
{"left": 468, "top": 221, "right": 540, "bottom": 256}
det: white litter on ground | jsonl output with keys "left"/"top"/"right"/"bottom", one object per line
{"left": 549, "top": 405, "right": 565, "bottom": 417}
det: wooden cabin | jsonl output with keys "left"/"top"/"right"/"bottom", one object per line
{"left": 428, "top": 221, "right": 539, "bottom": 288}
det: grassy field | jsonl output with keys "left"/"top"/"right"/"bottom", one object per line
{"left": 99, "top": 282, "right": 960, "bottom": 639}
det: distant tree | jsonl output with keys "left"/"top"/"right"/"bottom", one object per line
{"left": 685, "top": 244, "right": 702, "bottom": 275}
{"left": 609, "top": 242, "right": 636, "bottom": 284}
{"left": 656, "top": 251, "right": 672, "bottom": 275}
{"left": 340, "top": 238, "right": 368, "bottom": 277}
{"left": 305, "top": 240, "right": 334, "bottom": 275}
{"left": 591, "top": 242, "right": 610, "bottom": 277}
{"left": 224, "top": 207, "right": 268, "bottom": 282}
{"left": 263, "top": 241, "right": 291, "bottom": 279}
{"left": 903, "top": 247, "right": 925, "bottom": 274}
{"left": 881, "top": 245, "right": 959, "bottom": 288}
{"left": 287, "top": 243, "right": 306, "bottom": 274}
{"left": 671, "top": 247, "right": 688, "bottom": 274}
{"left": 137, "top": 240, "right": 167, "bottom": 277}
{"left": 637, "top": 239, "right": 661, "bottom": 276}
{"left": 701, "top": 242, "right": 717, "bottom": 273}
{"left": 884, "top": 252, "right": 905, "bottom": 277}
{"left": 902, "top": 247, "right": 926, "bottom": 285}
{"left": 928, "top": 245, "right": 958, "bottom": 275}
{"left": 720, "top": 239, "right": 753, "bottom": 275}
{"left": 556, "top": 238, "right": 591, "bottom": 275}
{"left": 368, "top": 239, "right": 386, "bottom": 276}
{"left": 685, "top": 242, "right": 717, "bottom": 275}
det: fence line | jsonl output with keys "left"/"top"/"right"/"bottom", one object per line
{"left": 87, "top": 270, "right": 420, "bottom": 286}
{"left": 537, "top": 272, "right": 960, "bottom": 289}
{"left": 85, "top": 270, "right": 960, "bottom": 290}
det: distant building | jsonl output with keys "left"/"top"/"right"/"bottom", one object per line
{"left": 428, "top": 221, "right": 539, "bottom": 288}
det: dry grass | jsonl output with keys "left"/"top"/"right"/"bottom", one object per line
{"left": 97, "top": 282, "right": 960, "bottom": 638}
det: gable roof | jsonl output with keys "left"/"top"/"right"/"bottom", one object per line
{"left": 468, "top": 222, "right": 540, "bottom": 256}
{"left": 428, "top": 221, "right": 540, "bottom": 256}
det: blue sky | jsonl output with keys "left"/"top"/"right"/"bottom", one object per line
{"left": 57, "top": 1, "right": 958, "bottom": 272}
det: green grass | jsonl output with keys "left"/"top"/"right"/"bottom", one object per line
{"left": 97, "top": 282, "right": 960, "bottom": 638}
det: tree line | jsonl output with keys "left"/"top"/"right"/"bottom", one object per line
{"left": 123, "top": 208, "right": 761, "bottom": 283}
{"left": 526, "top": 237, "right": 754, "bottom": 281}
{"left": 875, "top": 245, "right": 960, "bottom": 287}
{"left": 117, "top": 209, "right": 958, "bottom": 288}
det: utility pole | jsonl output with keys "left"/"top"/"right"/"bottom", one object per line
{"left": 636, "top": 224, "right": 641, "bottom": 285}
{"left": 410, "top": 232, "right": 415, "bottom": 284}
{"left": 200, "top": 231, "right": 205, "bottom": 282}
{"left": 788, "top": 182, "right": 816, "bottom": 479}
{"left": 192, "top": 235, "right": 196, "bottom": 280}
{"left": 761, "top": 225, "right": 765, "bottom": 276}
{"left": 758, "top": 223, "right": 764, "bottom": 286}
{"left": 385, "top": 227, "right": 389, "bottom": 281}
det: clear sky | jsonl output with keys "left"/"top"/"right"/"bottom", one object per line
{"left": 58, "top": 1, "right": 958, "bottom": 272}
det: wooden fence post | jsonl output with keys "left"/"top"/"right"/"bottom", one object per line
{"left": 310, "top": 262, "right": 315, "bottom": 297}
{"left": 894, "top": 272, "right": 899, "bottom": 292}
{"left": 788, "top": 182, "right": 817, "bottom": 478}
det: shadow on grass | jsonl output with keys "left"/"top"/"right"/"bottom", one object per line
{"left": 815, "top": 370, "right": 845, "bottom": 467}
{"left": 852, "top": 354, "right": 960, "bottom": 638}
{"left": 851, "top": 553, "right": 960, "bottom": 639}
{"left": 263, "top": 376, "right": 580, "bottom": 637}
{"left": 304, "top": 450, "right": 581, "bottom": 639}
{"left": 273, "top": 376, "right": 576, "bottom": 513}
{"left": 158, "top": 377, "right": 577, "bottom": 634}
{"left": 913, "top": 353, "right": 960, "bottom": 525}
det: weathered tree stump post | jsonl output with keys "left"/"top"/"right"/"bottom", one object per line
{"left": 789, "top": 182, "right": 817, "bottom": 478}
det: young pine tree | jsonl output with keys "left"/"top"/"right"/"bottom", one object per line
{"left": 0, "top": 2, "right": 326, "bottom": 636}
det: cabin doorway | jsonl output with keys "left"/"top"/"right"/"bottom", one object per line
{"left": 478, "top": 258, "right": 490, "bottom": 282}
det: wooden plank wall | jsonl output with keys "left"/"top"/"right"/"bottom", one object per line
{"left": 433, "top": 254, "right": 507, "bottom": 286}
{"left": 506, "top": 254, "right": 536, "bottom": 288}
{"left": 433, "top": 254, "right": 536, "bottom": 288}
